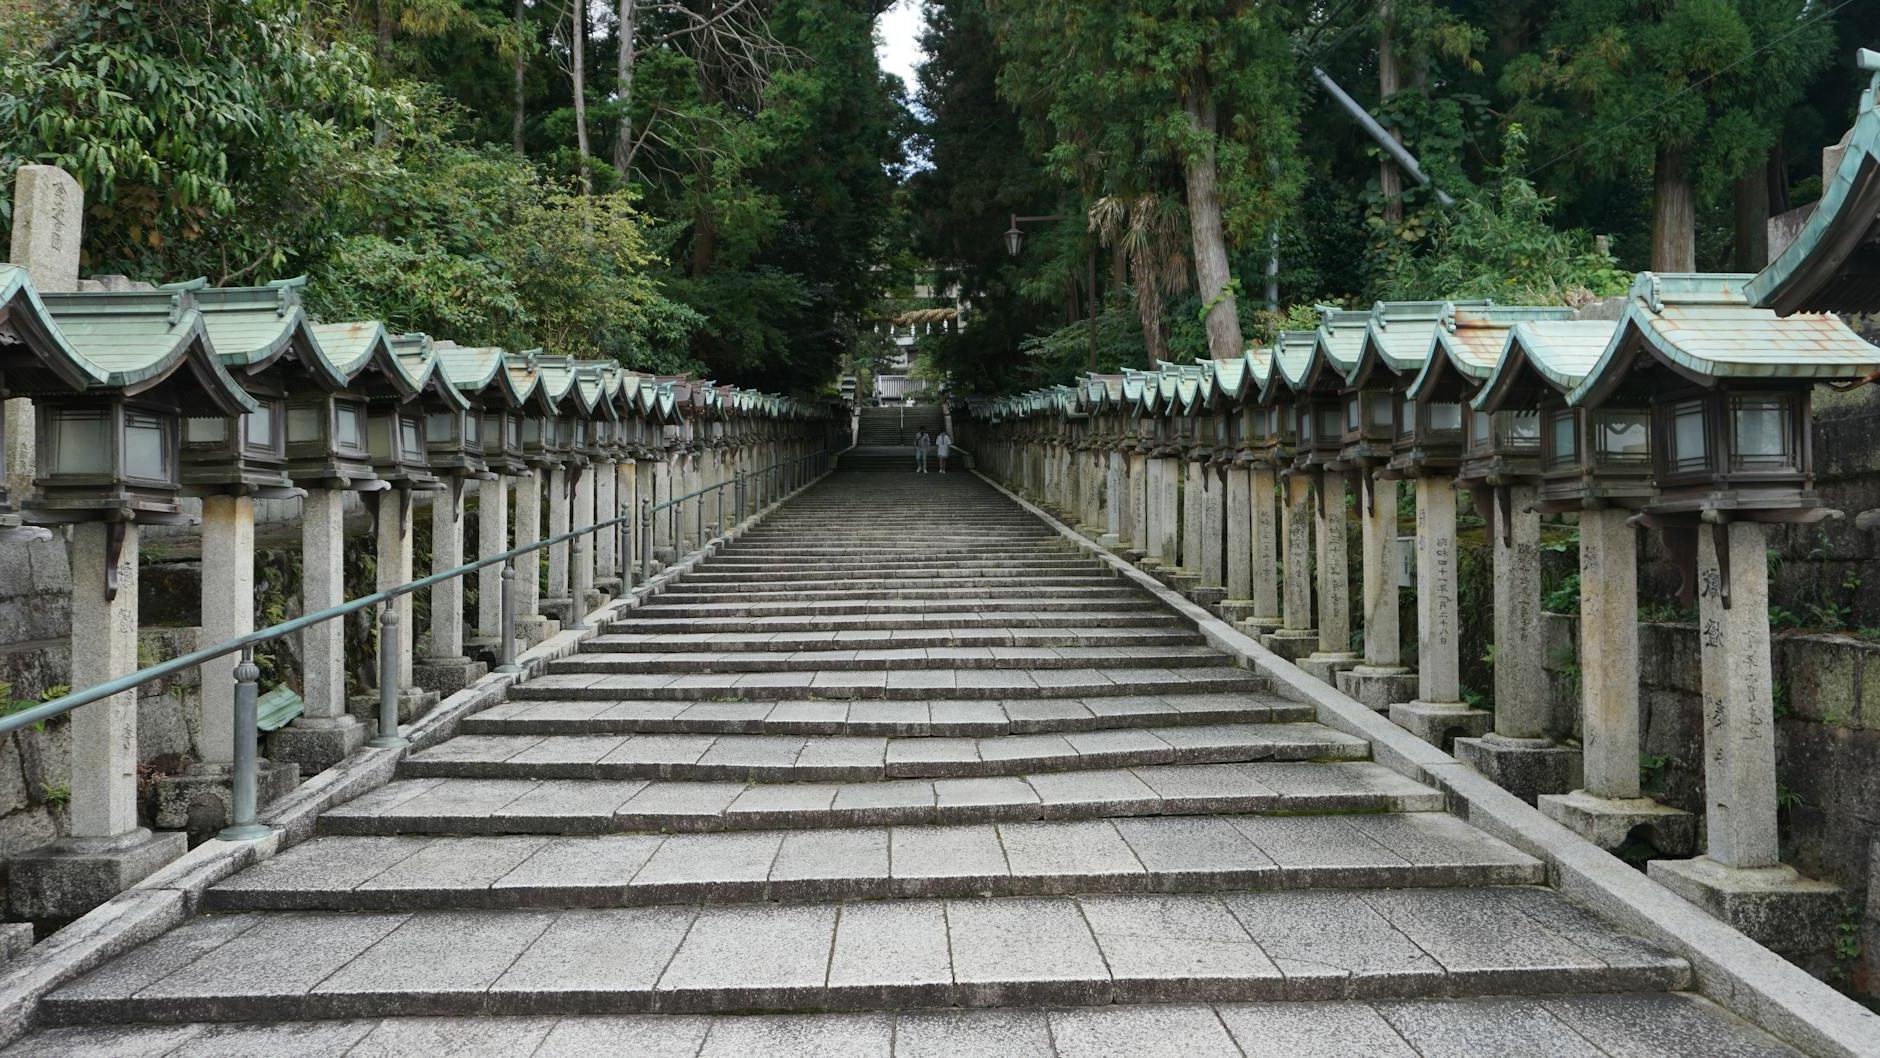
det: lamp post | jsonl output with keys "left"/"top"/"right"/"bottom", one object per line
{"left": 1004, "top": 213, "right": 1098, "bottom": 374}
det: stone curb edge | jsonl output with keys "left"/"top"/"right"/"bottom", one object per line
{"left": 0, "top": 470, "right": 833, "bottom": 1048}
{"left": 973, "top": 469, "right": 1880, "bottom": 1058}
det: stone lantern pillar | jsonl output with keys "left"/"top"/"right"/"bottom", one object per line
{"left": 1389, "top": 475, "right": 1485, "bottom": 743}
{"left": 1263, "top": 469, "right": 1317, "bottom": 661}
{"left": 512, "top": 467, "right": 556, "bottom": 644}
{"left": 545, "top": 462, "right": 571, "bottom": 612}
{"left": 475, "top": 475, "right": 510, "bottom": 647}
{"left": 1339, "top": 470, "right": 1415, "bottom": 709}
{"left": 1301, "top": 468, "right": 1358, "bottom": 681}
{"left": 1101, "top": 444, "right": 1125, "bottom": 548}
{"left": 595, "top": 453, "right": 618, "bottom": 591}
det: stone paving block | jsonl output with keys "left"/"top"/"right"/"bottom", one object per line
{"left": 770, "top": 828, "right": 892, "bottom": 899}
{"left": 375, "top": 779, "right": 544, "bottom": 827}
{"left": 1375, "top": 996, "right": 1608, "bottom": 1058}
{"left": 885, "top": 737, "right": 980, "bottom": 776}
{"left": 532, "top": 1016, "right": 713, "bottom": 1058}
{"left": 657, "top": 904, "right": 838, "bottom": 1010}
{"left": 489, "top": 908, "right": 694, "bottom": 1013}
{"left": 493, "top": 780, "right": 649, "bottom": 832}
{"left": 312, "top": 910, "right": 557, "bottom": 1016}
{"left": 347, "top": 1016, "right": 558, "bottom": 1058}
{"left": 1214, "top": 1001, "right": 1419, "bottom": 1058}
{"left": 1360, "top": 888, "right": 1616, "bottom": 995}
{"left": 1131, "top": 763, "right": 1279, "bottom": 812}
{"left": 1221, "top": 890, "right": 1444, "bottom": 1000}
{"left": 891, "top": 824, "right": 1009, "bottom": 894}
{"left": 1239, "top": 762, "right": 1444, "bottom": 811}
{"left": 494, "top": 835, "right": 664, "bottom": 904}
{"left": 832, "top": 779, "right": 936, "bottom": 824}
{"left": 932, "top": 777, "right": 1039, "bottom": 821}
{"left": 169, "top": 1020, "right": 378, "bottom": 1058}
{"left": 697, "top": 1012, "right": 893, "bottom": 1058}
{"left": 976, "top": 733, "right": 1077, "bottom": 771}
{"left": 1540, "top": 993, "right": 1805, "bottom": 1058}
{"left": 763, "top": 700, "right": 850, "bottom": 730}
{"left": 892, "top": 1008, "right": 1056, "bottom": 1058}
{"left": 997, "top": 821, "right": 1145, "bottom": 893}
{"left": 1343, "top": 813, "right": 1544, "bottom": 885}
{"left": 1028, "top": 768, "right": 1161, "bottom": 818}
{"left": 616, "top": 782, "right": 746, "bottom": 828}
{"left": 693, "top": 735, "right": 808, "bottom": 775}
{"left": 409, "top": 735, "right": 544, "bottom": 765}
{"left": 792, "top": 736, "right": 890, "bottom": 779}
{"left": 1079, "top": 893, "right": 1280, "bottom": 1001}
{"left": 209, "top": 837, "right": 430, "bottom": 908}
{"left": 827, "top": 899, "right": 954, "bottom": 1005}
{"left": 927, "top": 699, "right": 1009, "bottom": 733}
{"left": 1112, "top": 816, "right": 1276, "bottom": 889}
{"left": 1065, "top": 727, "right": 1174, "bottom": 767}
{"left": 724, "top": 783, "right": 838, "bottom": 828}
{"left": 1049, "top": 1004, "right": 1245, "bottom": 1058}
{"left": 504, "top": 735, "right": 630, "bottom": 769}
{"left": 128, "top": 912, "right": 411, "bottom": 1019}
{"left": 356, "top": 836, "right": 550, "bottom": 905}
{"left": 1002, "top": 699, "right": 1094, "bottom": 731}
{"left": 846, "top": 701, "right": 930, "bottom": 733}
{"left": 945, "top": 897, "right": 1111, "bottom": 1006}
{"left": 50, "top": 912, "right": 264, "bottom": 1006}
{"left": 1228, "top": 816, "right": 1411, "bottom": 888}
{"left": 631, "top": 832, "right": 783, "bottom": 901}
{"left": 602, "top": 734, "right": 716, "bottom": 767}
{"left": 0, "top": 1024, "right": 209, "bottom": 1058}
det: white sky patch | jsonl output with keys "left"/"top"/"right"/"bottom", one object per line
{"left": 877, "top": 0, "right": 926, "bottom": 96}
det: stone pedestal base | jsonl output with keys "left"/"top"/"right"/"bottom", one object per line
{"left": 1384, "top": 702, "right": 1488, "bottom": 749}
{"left": 596, "top": 576, "right": 623, "bottom": 594}
{"left": 1537, "top": 790, "right": 1696, "bottom": 855}
{"left": 415, "top": 656, "right": 489, "bottom": 696}
{"left": 349, "top": 687, "right": 442, "bottom": 730}
{"left": 540, "top": 595, "right": 574, "bottom": 624}
{"left": 1260, "top": 629, "right": 1318, "bottom": 663}
{"left": 1338, "top": 667, "right": 1419, "bottom": 713}
{"left": 1454, "top": 734, "right": 1580, "bottom": 801}
{"left": 515, "top": 616, "right": 561, "bottom": 648}
{"left": 152, "top": 761, "right": 300, "bottom": 842}
{"left": 1648, "top": 857, "right": 1842, "bottom": 959}
{"left": 7, "top": 829, "right": 188, "bottom": 924}
{"left": 1097, "top": 533, "right": 1121, "bottom": 548}
{"left": 268, "top": 715, "right": 370, "bottom": 775}
{"left": 1189, "top": 586, "right": 1226, "bottom": 609}
{"left": 1298, "top": 652, "right": 1359, "bottom": 683}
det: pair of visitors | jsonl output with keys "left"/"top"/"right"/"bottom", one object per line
{"left": 914, "top": 430, "right": 953, "bottom": 473}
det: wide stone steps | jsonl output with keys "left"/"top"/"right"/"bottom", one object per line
{"left": 550, "top": 645, "right": 1228, "bottom": 673}
{"left": 648, "top": 583, "right": 1128, "bottom": 604}
{"left": 636, "top": 596, "right": 1163, "bottom": 620}
{"left": 464, "top": 694, "right": 1305, "bottom": 737}
{"left": 316, "top": 762, "right": 1444, "bottom": 836}
{"left": 614, "top": 611, "right": 1189, "bottom": 634}
{"left": 41, "top": 888, "right": 1687, "bottom": 1024}
{"left": 395, "top": 722, "right": 1366, "bottom": 783}
{"left": 10, "top": 993, "right": 1809, "bottom": 1058}
{"left": 680, "top": 561, "right": 1107, "bottom": 579}
{"left": 207, "top": 813, "right": 1544, "bottom": 912}
{"left": 581, "top": 626, "right": 1206, "bottom": 653}
{"left": 506, "top": 667, "right": 1268, "bottom": 702}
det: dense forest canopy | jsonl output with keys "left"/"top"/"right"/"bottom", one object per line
{"left": 2, "top": 1, "right": 1876, "bottom": 397}
{"left": 0, "top": 0, "right": 907, "bottom": 394}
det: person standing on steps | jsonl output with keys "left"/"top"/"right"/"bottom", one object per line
{"left": 936, "top": 429, "right": 952, "bottom": 474}
{"left": 914, "top": 429, "right": 932, "bottom": 473}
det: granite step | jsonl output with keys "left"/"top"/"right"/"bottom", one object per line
{"left": 394, "top": 722, "right": 1368, "bottom": 783}
{"left": 6, "top": 993, "right": 1809, "bottom": 1058}
{"left": 579, "top": 627, "right": 1207, "bottom": 653}
{"left": 549, "top": 645, "right": 1229, "bottom": 673}
{"left": 608, "top": 611, "right": 1189, "bottom": 634}
{"left": 43, "top": 887, "right": 1688, "bottom": 1024}
{"left": 316, "top": 762, "right": 1444, "bottom": 836}
{"left": 462, "top": 693, "right": 1307, "bottom": 738}
{"left": 504, "top": 667, "right": 1268, "bottom": 702}
{"left": 207, "top": 813, "right": 1545, "bottom": 912}
{"left": 661, "top": 576, "right": 1122, "bottom": 596}
{"left": 648, "top": 584, "right": 1131, "bottom": 604}
{"left": 635, "top": 599, "right": 1162, "bottom": 621}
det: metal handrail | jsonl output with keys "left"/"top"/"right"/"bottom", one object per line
{"left": 5, "top": 447, "right": 831, "bottom": 842}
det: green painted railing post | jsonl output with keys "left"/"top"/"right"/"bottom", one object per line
{"left": 217, "top": 647, "right": 269, "bottom": 842}
{"left": 494, "top": 563, "right": 520, "bottom": 675}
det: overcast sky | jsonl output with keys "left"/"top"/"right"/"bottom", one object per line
{"left": 877, "top": 0, "right": 926, "bottom": 96}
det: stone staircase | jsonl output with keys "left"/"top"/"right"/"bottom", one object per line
{"left": 856, "top": 404, "right": 945, "bottom": 446}
{"left": 10, "top": 469, "right": 1807, "bottom": 1056}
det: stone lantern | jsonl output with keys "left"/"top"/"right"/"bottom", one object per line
{"left": 1391, "top": 304, "right": 1574, "bottom": 752}
{"left": 11, "top": 285, "right": 254, "bottom": 920}
{"left": 0, "top": 266, "right": 105, "bottom": 542}
{"left": 1288, "top": 311, "right": 1373, "bottom": 681}
{"left": 1570, "top": 271, "right": 1876, "bottom": 944}
{"left": 1259, "top": 330, "right": 1320, "bottom": 661}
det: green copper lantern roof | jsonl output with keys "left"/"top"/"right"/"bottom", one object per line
{"left": 1405, "top": 304, "right": 1575, "bottom": 402}
{"left": 1473, "top": 320, "right": 1617, "bottom": 414}
{"left": 308, "top": 320, "right": 422, "bottom": 401}
{"left": 1348, "top": 299, "right": 1495, "bottom": 387}
{"left": 160, "top": 277, "right": 349, "bottom": 390}
{"left": 434, "top": 341, "right": 524, "bottom": 407}
{"left": 1210, "top": 354, "right": 1248, "bottom": 400}
{"left": 0, "top": 265, "right": 106, "bottom": 394}
{"left": 1568, "top": 271, "right": 1880, "bottom": 408}
{"left": 1744, "top": 53, "right": 1880, "bottom": 315}
{"left": 1268, "top": 330, "right": 1318, "bottom": 396}
{"left": 1313, "top": 306, "right": 1373, "bottom": 375}
{"left": 40, "top": 289, "right": 256, "bottom": 415}
{"left": 388, "top": 332, "right": 471, "bottom": 411}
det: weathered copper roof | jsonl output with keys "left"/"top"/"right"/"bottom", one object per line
{"left": 40, "top": 289, "right": 255, "bottom": 414}
{"left": 1745, "top": 58, "right": 1880, "bottom": 315}
{"left": 1569, "top": 271, "right": 1880, "bottom": 407}
{"left": 388, "top": 332, "right": 471, "bottom": 411}
{"left": 0, "top": 264, "right": 106, "bottom": 394}
{"left": 1405, "top": 304, "right": 1574, "bottom": 402}
{"left": 164, "top": 277, "right": 348, "bottom": 389}
{"left": 1473, "top": 320, "right": 1616, "bottom": 413}
{"left": 1348, "top": 299, "right": 1495, "bottom": 387}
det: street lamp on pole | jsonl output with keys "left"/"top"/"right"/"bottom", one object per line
{"left": 1005, "top": 213, "right": 1099, "bottom": 374}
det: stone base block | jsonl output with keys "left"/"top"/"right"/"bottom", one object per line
{"left": 1096, "top": 533, "right": 1121, "bottom": 548}
{"left": 1648, "top": 857, "right": 1843, "bottom": 958}
{"left": 1189, "top": 586, "right": 1226, "bottom": 609}
{"left": 1537, "top": 790, "right": 1697, "bottom": 855}
{"left": 1121, "top": 548, "right": 1148, "bottom": 565}
{"left": 1337, "top": 667, "right": 1419, "bottom": 712}
{"left": 349, "top": 687, "right": 443, "bottom": 729}
{"left": 7, "top": 828, "right": 188, "bottom": 924}
{"left": 1454, "top": 734, "right": 1581, "bottom": 801}
{"left": 1260, "top": 629, "right": 1319, "bottom": 663}
{"left": 152, "top": 761, "right": 301, "bottom": 842}
{"left": 1298, "top": 652, "right": 1360, "bottom": 683}
{"left": 414, "top": 656, "right": 488, "bottom": 696}
{"left": 268, "top": 715, "right": 370, "bottom": 774}
{"left": 0, "top": 922, "right": 32, "bottom": 962}
{"left": 596, "top": 576, "right": 623, "bottom": 593}
{"left": 1388, "top": 700, "right": 1493, "bottom": 747}
{"left": 515, "top": 616, "right": 561, "bottom": 648}
{"left": 540, "top": 595, "right": 574, "bottom": 624}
